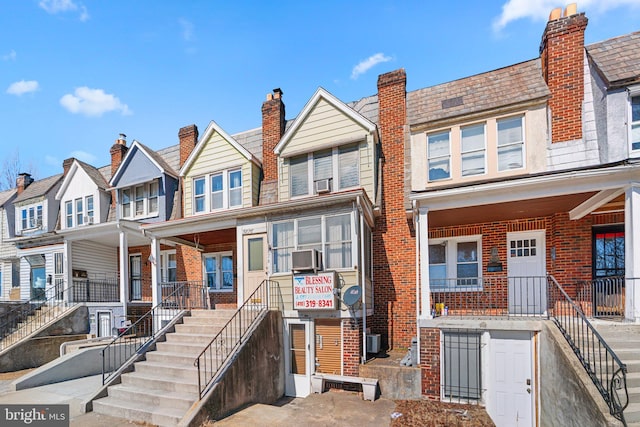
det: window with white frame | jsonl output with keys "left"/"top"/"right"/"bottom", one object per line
{"left": 271, "top": 213, "right": 353, "bottom": 273}
{"left": 192, "top": 169, "right": 242, "bottom": 214}
{"left": 119, "top": 181, "right": 160, "bottom": 219}
{"left": 63, "top": 195, "right": 96, "bottom": 228}
{"left": 289, "top": 144, "right": 360, "bottom": 197}
{"left": 442, "top": 331, "right": 482, "bottom": 403}
{"left": 428, "top": 236, "right": 481, "bottom": 289}
{"left": 160, "top": 250, "right": 177, "bottom": 283}
{"left": 20, "top": 204, "right": 43, "bottom": 231}
{"left": 497, "top": 116, "right": 524, "bottom": 171}
{"left": 428, "top": 131, "right": 451, "bottom": 181}
{"left": 203, "top": 252, "right": 233, "bottom": 291}
{"left": 461, "top": 124, "right": 486, "bottom": 176}
{"left": 632, "top": 95, "right": 640, "bottom": 152}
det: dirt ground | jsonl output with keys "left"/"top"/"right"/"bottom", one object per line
{"left": 390, "top": 400, "right": 495, "bottom": 427}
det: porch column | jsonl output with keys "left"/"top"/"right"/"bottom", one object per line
{"left": 63, "top": 240, "right": 72, "bottom": 304}
{"left": 625, "top": 184, "right": 640, "bottom": 322}
{"left": 119, "top": 229, "right": 129, "bottom": 319}
{"left": 418, "top": 206, "right": 432, "bottom": 319}
{"left": 150, "top": 236, "right": 161, "bottom": 307}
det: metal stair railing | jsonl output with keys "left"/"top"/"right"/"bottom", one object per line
{"left": 0, "top": 281, "right": 76, "bottom": 353}
{"left": 194, "top": 279, "right": 282, "bottom": 399}
{"left": 548, "top": 274, "right": 628, "bottom": 426}
{"left": 101, "top": 281, "right": 208, "bottom": 385}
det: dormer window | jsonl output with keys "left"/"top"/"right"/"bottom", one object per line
{"left": 21, "top": 204, "right": 43, "bottom": 230}
{"left": 120, "top": 181, "right": 160, "bottom": 219}
{"left": 65, "top": 195, "right": 95, "bottom": 228}
{"left": 632, "top": 95, "right": 640, "bottom": 152}
{"left": 289, "top": 144, "right": 360, "bottom": 197}
{"left": 193, "top": 168, "right": 243, "bottom": 214}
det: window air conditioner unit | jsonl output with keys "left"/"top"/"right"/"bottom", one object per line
{"left": 84, "top": 216, "right": 94, "bottom": 225}
{"left": 314, "top": 178, "right": 332, "bottom": 194}
{"left": 292, "top": 249, "right": 322, "bottom": 272}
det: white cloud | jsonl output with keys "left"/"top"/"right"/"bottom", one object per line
{"left": 39, "top": 0, "right": 90, "bottom": 21}
{"left": 2, "top": 50, "right": 16, "bottom": 61}
{"left": 351, "top": 53, "right": 392, "bottom": 80}
{"left": 179, "top": 18, "right": 195, "bottom": 42}
{"left": 493, "top": 0, "right": 640, "bottom": 32}
{"left": 6, "top": 80, "right": 39, "bottom": 96}
{"left": 59, "top": 87, "right": 132, "bottom": 117}
{"left": 70, "top": 150, "right": 96, "bottom": 163}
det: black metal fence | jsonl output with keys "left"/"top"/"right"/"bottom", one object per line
{"left": 195, "top": 279, "right": 281, "bottom": 398}
{"left": 577, "top": 277, "right": 625, "bottom": 319}
{"left": 548, "top": 275, "right": 628, "bottom": 425}
{"left": 101, "top": 282, "right": 209, "bottom": 385}
{"left": 70, "top": 278, "right": 120, "bottom": 302}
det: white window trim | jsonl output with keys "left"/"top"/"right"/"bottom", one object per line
{"left": 19, "top": 203, "right": 44, "bottom": 232}
{"left": 192, "top": 167, "right": 243, "bottom": 214}
{"left": 120, "top": 181, "right": 160, "bottom": 219}
{"left": 427, "top": 130, "right": 452, "bottom": 182}
{"left": 629, "top": 88, "right": 640, "bottom": 153}
{"left": 160, "top": 249, "right": 177, "bottom": 283}
{"left": 62, "top": 195, "right": 96, "bottom": 228}
{"left": 203, "top": 251, "right": 234, "bottom": 292}
{"left": 428, "top": 234, "right": 482, "bottom": 292}
{"left": 439, "top": 330, "right": 487, "bottom": 404}
{"left": 460, "top": 123, "right": 487, "bottom": 177}
{"left": 496, "top": 115, "right": 526, "bottom": 172}
{"left": 289, "top": 145, "right": 361, "bottom": 198}
{"left": 270, "top": 211, "right": 356, "bottom": 275}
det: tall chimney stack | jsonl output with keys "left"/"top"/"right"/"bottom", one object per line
{"left": 16, "top": 172, "right": 34, "bottom": 195}
{"left": 260, "top": 88, "right": 286, "bottom": 204}
{"left": 62, "top": 157, "right": 75, "bottom": 176}
{"left": 540, "top": 3, "right": 587, "bottom": 143}
{"left": 110, "top": 133, "right": 128, "bottom": 177}
{"left": 178, "top": 124, "right": 199, "bottom": 169}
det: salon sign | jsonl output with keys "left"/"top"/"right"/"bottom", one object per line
{"left": 293, "top": 272, "right": 337, "bottom": 310}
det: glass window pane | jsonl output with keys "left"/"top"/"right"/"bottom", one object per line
{"left": 298, "top": 218, "right": 321, "bottom": 245}
{"left": 429, "top": 158, "right": 450, "bottom": 180}
{"left": 290, "top": 324, "right": 306, "bottom": 375}
{"left": 326, "top": 214, "right": 350, "bottom": 241}
{"left": 429, "top": 244, "right": 446, "bottom": 264}
{"left": 497, "top": 117, "right": 523, "bottom": 146}
{"left": 462, "top": 152, "right": 485, "bottom": 176}
{"left": 229, "top": 170, "right": 242, "bottom": 188}
{"left": 338, "top": 144, "right": 359, "bottom": 189}
{"left": 211, "top": 174, "right": 223, "bottom": 192}
{"left": 212, "top": 192, "right": 223, "bottom": 210}
{"left": 290, "top": 155, "right": 308, "bottom": 197}
{"left": 273, "top": 222, "right": 294, "bottom": 247}
{"left": 457, "top": 242, "right": 477, "bottom": 262}
{"left": 498, "top": 144, "right": 523, "bottom": 170}
{"left": 313, "top": 149, "right": 332, "bottom": 181}
{"left": 248, "top": 238, "right": 264, "bottom": 271}
{"left": 461, "top": 124, "right": 484, "bottom": 152}
{"left": 194, "top": 178, "right": 205, "bottom": 196}
{"left": 457, "top": 263, "right": 478, "bottom": 278}
{"left": 428, "top": 132, "right": 450, "bottom": 157}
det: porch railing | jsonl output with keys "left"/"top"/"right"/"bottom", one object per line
{"left": 101, "top": 281, "right": 209, "bottom": 385}
{"left": 430, "top": 276, "right": 548, "bottom": 317}
{"left": 70, "top": 277, "right": 120, "bottom": 303}
{"left": 194, "top": 279, "right": 281, "bottom": 399}
{"left": 577, "top": 277, "right": 625, "bottom": 319}
{"left": 548, "top": 275, "right": 628, "bottom": 425}
{"left": 0, "top": 281, "right": 76, "bottom": 352}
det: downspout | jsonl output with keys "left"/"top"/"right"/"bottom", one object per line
{"left": 357, "top": 196, "right": 367, "bottom": 364}
{"left": 413, "top": 199, "right": 420, "bottom": 364}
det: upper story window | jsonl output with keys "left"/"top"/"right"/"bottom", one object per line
{"left": 428, "top": 235, "right": 482, "bottom": 290}
{"left": 428, "top": 131, "right": 451, "bottom": 181}
{"left": 193, "top": 169, "right": 242, "bottom": 214}
{"left": 21, "top": 204, "right": 43, "bottom": 230}
{"left": 631, "top": 95, "right": 640, "bottom": 152}
{"left": 497, "top": 116, "right": 524, "bottom": 171}
{"left": 461, "top": 124, "right": 486, "bottom": 176}
{"left": 290, "top": 144, "right": 360, "bottom": 197}
{"left": 271, "top": 212, "right": 353, "bottom": 273}
{"left": 120, "top": 181, "right": 159, "bottom": 219}
{"left": 65, "top": 195, "right": 95, "bottom": 228}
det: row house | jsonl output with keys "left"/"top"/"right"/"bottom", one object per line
{"left": 0, "top": 188, "right": 17, "bottom": 300}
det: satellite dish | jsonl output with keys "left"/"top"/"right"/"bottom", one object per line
{"left": 342, "top": 285, "right": 362, "bottom": 307}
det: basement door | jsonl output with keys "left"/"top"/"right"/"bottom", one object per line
{"left": 314, "top": 319, "right": 342, "bottom": 375}
{"left": 487, "top": 331, "right": 535, "bottom": 427}
{"left": 507, "top": 231, "right": 546, "bottom": 315}
{"left": 284, "top": 319, "right": 312, "bottom": 397}
{"left": 97, "top": 311, "right": 112, "bottom": 337}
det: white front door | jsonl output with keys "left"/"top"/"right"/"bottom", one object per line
{"left": 284, "top": 319, "right": 312, "bottom": 397}
{"left": 488, "top": 331, "right": 535, "bottom": 427}
{"left": 243, "top": 234, "right": 267, "bottom": 303}
{"left": 97, "top": 311, "right": 111, "bottom": 337}
{"left": 507, "top": 231, "right": 546, "bottom": 315}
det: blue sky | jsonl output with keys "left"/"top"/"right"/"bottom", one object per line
{"left": 2, "top": 0, "right": 640, "bottom": 180}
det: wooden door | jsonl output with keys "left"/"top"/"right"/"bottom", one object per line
{"left": 314, "top": 319, "right": 342, "bottom": 375}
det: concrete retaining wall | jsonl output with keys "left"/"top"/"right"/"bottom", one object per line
{"left": 0, "top": 306, "right": 89, "bottom": 372}
{"left": 187, "top": 310, "right": 284, "bottom": 426}
{"left": 540, "top": 322, "right": 622, "bottom": 427}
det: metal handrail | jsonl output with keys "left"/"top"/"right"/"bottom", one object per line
{"left": 101, "top": 281, "right": 208, "bottom": 385}
{"left": 194, "top": 279, "right": 281, "bottom": 399}
{"left": 0, "top": 281, "right": 75, "bottom": 353}
{"left": 548, "top": 274, "right": 628, "bottom": 425}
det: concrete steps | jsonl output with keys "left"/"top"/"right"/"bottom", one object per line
{"left": 92, "top": 309, "right": 236, "bottom": 426}
{"left": 594, "top": 323, "right": 640, "bottom": 425}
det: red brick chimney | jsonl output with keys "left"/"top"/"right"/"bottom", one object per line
{"left": 110, "top": 133, "right": 128, "bottom": 177}
{"left": 540, "top": 3, "right": 587, "bottom": 143}
{"left": 373, "top": 68, "right": 415, "bottom": 351}
{"left": 260, "top": 88, "right": 285, "bottom": 204}
{"left": 62, "top": 157, "right": 75, "bottom": 176}
{"left": 178, "top": 124, "right": 199, "bottom": 168}
{"left": 16, "top": 173, "right": 34, "bottom": 195}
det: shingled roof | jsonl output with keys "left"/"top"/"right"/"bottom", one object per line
{"left": 407, "top": 58, "right": 550, "bottom": 127}
{"left": 13, "top": 174, "right": 63, "bottom": 203}
{"left": 0, "top": 188, "right": 16, "bottom": 207}
{"left": 586, "top": 31, "right": 640, "bottom": 87}
{"left": 76, "top": 159, "right": 109, "bottom": 190}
